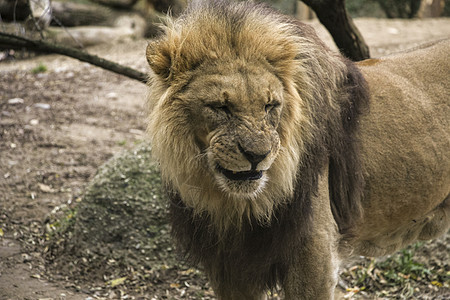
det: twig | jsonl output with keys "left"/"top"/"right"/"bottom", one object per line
{"left": 0, "top": 32, "right": 148, "bottom": 84}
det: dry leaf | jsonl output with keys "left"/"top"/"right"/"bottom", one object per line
{"left": 107, "top": 276, "right": 127, "bottom": 287}
{"left": 431, "top": 281, "right": 443, "bottom": 287}
{"left": 38, "top": 183, "right": 56, "bottom": 193}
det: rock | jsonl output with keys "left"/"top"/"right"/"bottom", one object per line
{"left": 8, "top": 98, "right": 24, "bottom": 104}
{"left": 34, "top": 103, "right": 51, "bottom": 109}
{"left": 106, "top": 92, "right": 118, "bottom": 100}
{"left": 30, "top": 119, "right": 39, "bottom": 126}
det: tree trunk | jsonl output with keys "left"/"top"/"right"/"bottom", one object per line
{"left": 145, "top": 0, "right": 186, "bottom": 15}
{"left": 51, "top": 1, "right": 111, "bottom": 27}
{"left": 375, "top": 0, "right": 423, "bottom": 18}
{"left": 90, "top": 0, "right": 139, "bottom": 9}
{"left": 0, "top": 0, "right": 31, "bottom": 21}
{"left": 262, "top": 0, "right": 298, "bottom": 15}
{"left": 302, "top": 0, "right": 370, "bottom": 61}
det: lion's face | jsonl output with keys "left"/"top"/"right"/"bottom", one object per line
{"left": 145, "top": 5, "right": 314, "bottom": 226}
{"left": 179, "top": 62, "right": 284, "bottom": 197}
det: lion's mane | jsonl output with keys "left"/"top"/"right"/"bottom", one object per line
{"left": 146, "top": 0, "right": 369, "bottom": 294}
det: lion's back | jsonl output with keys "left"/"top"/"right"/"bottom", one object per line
{"left": 359, "top": 39, "right": 449, "bottom": 103}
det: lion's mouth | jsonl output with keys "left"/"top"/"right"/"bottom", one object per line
{"left": 217, "top": 165, "right": 263, "bottom": 181}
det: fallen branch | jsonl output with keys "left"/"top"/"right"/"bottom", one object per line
{"left": 0, "top": 32, "right": 148, "bottom": 84}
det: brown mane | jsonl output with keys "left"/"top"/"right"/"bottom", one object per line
{"left": 147, "top": 0, "right": 369, "bottom": 295}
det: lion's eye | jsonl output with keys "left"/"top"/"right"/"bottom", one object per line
{"left": 206, "top": 103, "right": 231, "bottom": 115}
{"left": 217, "top": 105, "right": 231, "bottom": 114}
{"left": 265, "top": 102, "right": 280, "bottom": 113}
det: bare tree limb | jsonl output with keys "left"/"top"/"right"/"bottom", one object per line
{"left": 302, "top": 0, "right": 370, "bottom": 61}
{"left": 0, "top": 31, "right": 148, "bottom": 84}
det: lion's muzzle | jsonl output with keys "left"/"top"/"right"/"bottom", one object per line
{"left": 215, "top": 144, "right": 269, "bottom": 181}
{"left": 238, "top": 144, "right": 271, "bottom": 170}
{"left": 208, "top": 128, "right": 280, "bottom": 196}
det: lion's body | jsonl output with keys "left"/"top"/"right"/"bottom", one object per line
{"left": 353, "top": 42, "right": 450, "bottom": 256}
{"left": 145, "top": 1, "right": 450, "bottom": 299}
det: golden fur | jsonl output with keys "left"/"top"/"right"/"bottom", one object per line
{"left": 145, "top": 1, "right": 450, "bottom": 299}
{"left": 351, "top": 40, "right": 450, "bottom": 257}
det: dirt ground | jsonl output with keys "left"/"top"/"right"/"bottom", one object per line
{"left": 1, "top": 18, "right": 449, "bottom": 300}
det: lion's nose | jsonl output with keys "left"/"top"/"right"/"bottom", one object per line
{"left": 238, "top": 144, "right": 270, "bottom": 169}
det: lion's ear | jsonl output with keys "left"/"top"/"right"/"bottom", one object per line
{"left": 146, "top": 40, "right": 172, "bottom": 81}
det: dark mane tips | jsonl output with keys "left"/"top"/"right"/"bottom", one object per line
{"left": 329, "top": 58, "right": 369, "bottom": 235}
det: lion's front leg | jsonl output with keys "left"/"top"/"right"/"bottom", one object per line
{"left": 283, "top": 168, "right": 340, "bottom": 300}
{"left": 212, "top": 282, "right": 268, "bottom": 300}
{"left": 283, "top": 232, "right": 340, "bottom": 300}
{"left": 216, "top": 293, "right": 267, "bottom": 300}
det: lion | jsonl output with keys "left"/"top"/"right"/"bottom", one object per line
{"left": 145, "top": 1, "right": 450, "bottom": 299}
